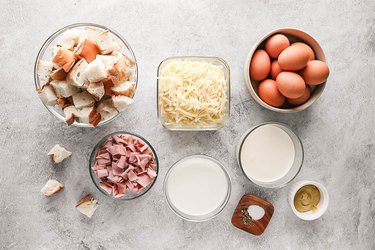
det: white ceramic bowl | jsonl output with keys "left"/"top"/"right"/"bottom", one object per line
{"left": 288, "top": 180, "right": 329, "bottom": 220}
{"left": 244, "top": 27, "right": 327, "bottom": 113}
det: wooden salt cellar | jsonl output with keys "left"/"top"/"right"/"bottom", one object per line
{"left": 231, "top": 194, "right": 274, "bottom": 236}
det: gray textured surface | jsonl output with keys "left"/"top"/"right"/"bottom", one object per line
{"left": 0, "top": 0, "right": 374, "bottom": 249}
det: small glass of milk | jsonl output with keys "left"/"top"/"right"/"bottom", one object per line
{"left": 237, "top": 122, "right": 303, "bottom": 188}
{"left": 164, "top": 155, "right": 231, "bottom": 222}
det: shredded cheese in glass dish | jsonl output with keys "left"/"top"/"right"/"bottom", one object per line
{"left": 157, "top": 57, "right": 229, "bottom": 130}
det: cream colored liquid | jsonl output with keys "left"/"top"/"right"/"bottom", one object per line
{"left": 166, "top": 157, "right": 229, "bottom": 216}
{"left": 240, "top": 124, "right": 295, "bottom": 183}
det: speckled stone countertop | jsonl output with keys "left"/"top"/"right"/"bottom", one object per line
{"left": 0, "top": 0, "right": 374, "bottom": 249}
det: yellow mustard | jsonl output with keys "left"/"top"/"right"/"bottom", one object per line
{"left": 294, "top": 185, "right": 320, "bottom": 213}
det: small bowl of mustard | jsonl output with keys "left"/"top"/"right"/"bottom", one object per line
{"left": 288, "top": 180, "right": 329, "bottom": 220}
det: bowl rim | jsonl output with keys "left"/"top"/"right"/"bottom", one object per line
{"left": 244, "top": 27, "right": 327, "bottom": 113}
{"left": 289, "top": 180, "right": 329, "bottom": 220}
{"left": 156, "top": 56, "right": 231, "bottom": 131}
{"left": 89, "top": 131, "right": 159, "bottom": 200}
{"left": 34, "top": 22, "right": 138, "bottom": 127}
{"left": 163, "top": 154, "right": 232, "bottom": 222}
{"left": 236, "top": 122, "right": 304, "bottom": 188}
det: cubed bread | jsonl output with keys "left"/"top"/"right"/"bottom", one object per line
{"left": 37, "top": 60, "right": 54, "bottom": 85}
{"left": 83, "top": 58, "right": 107, "bottom": 83}
{"left": 75, "top": 39, "right": 100, "bottom": 63}
{"left": 53, "top": 47, "right": 76, "bottom": 72}
{"left": 50, "top": 80, "right": 80, "bottom": 98}
{"left": 37, "top": 85, "right": 57, "bottom": 106}
{"left": 67, "top": 58, "right": 88, "bottom": 87}
{"left": 97, "top": 98, "right": 118, "bottom": 120}
{"left": 40, "top": 180, "right": 64, "bottom": 196}
{"left": 72, "top": 91, "right": 95, "bottom": 109}
{"left": 111, "top": 81, "right": 136, "bottom": 97}
{"left": 76, "top": 194, "right": 98, "bottom": 218}
{"left": 57, "top": 29, "right": 81, "bottom": 50}
{"left": 96, "top": 30, "right": 121, "bottom": 54}
{"left": 50, "top": 67, "right": 67, "bottom": 80}
{"left": 78, "top": 107, "right": 101, "bottom": 127}
{"left": 48, "top": 144, "right": 72, "bottom": 164}
{"left": 87, "top": 81, "right": 105, "bottom": 101}
{"left": 63, "top": 105, "right": 80, "bottom": 125}
{"left": 112, "top": 95, "right": 133, "bottom": 112}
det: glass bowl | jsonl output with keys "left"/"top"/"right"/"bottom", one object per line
{"left": 244, "top": 27, "right": 327, "bottom": 113}
{"left": 34, "top": 23, "right": 138, "bottom": 127}
{"left": 157, "top": 56, "right": 230, "bottom": 131}
{"left": 164, "top": 155, "right": 231, "bottom": 222}
{"left": 236, "top": 122, "right": 304, "bottom": 188}
{"left": 89, "top": 131, "right": 158, "bottom": 200}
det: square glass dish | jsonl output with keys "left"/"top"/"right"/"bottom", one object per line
{"left": 157, "top": 56, "right": 230, "bottom": 131}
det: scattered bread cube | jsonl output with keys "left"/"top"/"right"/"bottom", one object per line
{"left": 97, "top": 98, "right": 119, "bottom": 120}
{"left": 83, "top": 58, "right": 107, "bottom": 82}
{"left": 48, "top": 144, "right": 72, "bottom": 164}
{"left": 111, "top": 81, "right": 136, "bottom": 97}
{"left": 37, "top": 60, "right": 54, "bottom": 85}
{"left": 112, "top": 95, "right": 133, "bottom": 112}
{"left": 50, "top": 80, "right": 80, "bottom": 98}
{"left": 76, "top": 194, "right": 98, "bottom": 218}
{"left": 37, "top": 85, "right": 57, "bottom": 106}
{"left": 41, "top": 180, "right": 64, "bottom": 196}
{"left": 75, "top": 39, "right": 100, "bottom": 63}
{"left": 72, "top": 91, "right": 95, "bottom": 109}
{"left": 87, "top": 81, "right": 105, "bottom": 101}
{"left": 53, "top": 47, "right": 76, "bottom": 72}
{"left": 63, "top": 105, "right": 80, "bottom": 125}
{"left": 96, "top": 30, "right": 121, "bottom": 54}
{"left": 78, "top": 107, "right": 101, "bottom": 127}
{"left": 67, "top": 58, "right": 88, "bottom": 87}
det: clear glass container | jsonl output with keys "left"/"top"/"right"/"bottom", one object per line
{"left": 164, "top": 155, "right": 231, "bottom": 222}
{"left": 89, "top": 131, "right": 158, "bottom": 200}
{"left": 34, "top": 23, "right": 138, "bottom": 127}
{"left": 237, "top": 122, "right": 304, "bottom": 188}
{"left": 157, "top": 56, "right": 230, "bottom": 131}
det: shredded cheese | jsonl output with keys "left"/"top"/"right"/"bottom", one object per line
{"left": 158, "top": 60, "right": 228, "bottom": 126}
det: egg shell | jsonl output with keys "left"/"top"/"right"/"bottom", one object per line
{"left": 271, "top": 60, "right": 282, "bottom": 80}
{"left": 292, "top": 42, "right": 315, "bottom": 60}
{"left": 265, "top": 34, "right": 290, "bottom": 58}
{"left": 258, "top": 79, "right": 285, "bottom": 107}
{"left": 250, "top": 50, "right": 271, "bottom": 81}
{"left": 300, "top": 60, "right": 330, "bottom": 85}
{"left": 276, "top": 72, "right": 306, "bottom": 99}
{"left": 287, "top": 85, "right": 311, "bottom": 105}
{"left": 278, "top": 45, "right": 310, "bottom": 71}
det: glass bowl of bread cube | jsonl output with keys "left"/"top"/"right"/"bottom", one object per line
{"left": 34, "top": 23, "right": 138, "bottom": 127}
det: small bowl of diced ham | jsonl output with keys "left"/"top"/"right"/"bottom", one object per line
{"left": 89, "top": 132, "right": 158, "bottom": 199}
{"left": 34, "top": 23, "right": 137, "bottom": 127}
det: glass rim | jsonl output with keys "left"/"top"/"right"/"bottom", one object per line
{"left": 163, "top": 154, "right": 232, "bottom": 222}
{"left": 89, "top": 131, "right": 159, "bottom": 200}
{"left": 34, "top": 22, "right": 138, "bottom": 128}
{"left": 156, "top": 56, "right": 231, "bottom": 131}
{"left": 237, "top": 122, "right": 304, "bottom": 188}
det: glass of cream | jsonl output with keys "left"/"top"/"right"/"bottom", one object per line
{"left": 237, "top": 122, "right": 304, "bottom": 188}
{"left": 164, "top": 155, "right": 231, "bottom": 222}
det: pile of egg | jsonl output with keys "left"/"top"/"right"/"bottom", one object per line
{"left": 250, "top": 34, "right": 330, "bottom": 108}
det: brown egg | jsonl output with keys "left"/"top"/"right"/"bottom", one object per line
{"left": 258, "top": 79, "right": 285, "bottom": 107}
{"left": 287, "top": 85, "right": 311, "bottom": 105}
{"left": 300, "top": 60, "right": 330, "bottom": 85}
{"left": 271, "top": 60, "right": 282, "bottom": 80}
{"left": 276, "top": 72, "right": 306, "bottom": 99}
{"left": 250, "top": 50, "right": 271, "bottom": 81}
{"left": 265, "top": 34, "right": 290, "bottom": 58}
{"left": 292, "top": 42, "right": 315, "bottom": 60}
{"left": 278, "top": 45, "right": 309, "bottom": 71}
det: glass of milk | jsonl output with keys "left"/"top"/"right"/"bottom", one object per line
{"left": 164, "top": 155, "right": 231, "bottom": 222}
{"left": 237, "top": 122, "right": 304, "bottom": 188}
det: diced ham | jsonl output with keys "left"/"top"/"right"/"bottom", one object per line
{"left": 93, "top": 134, "right": 157, "bottom": 198}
